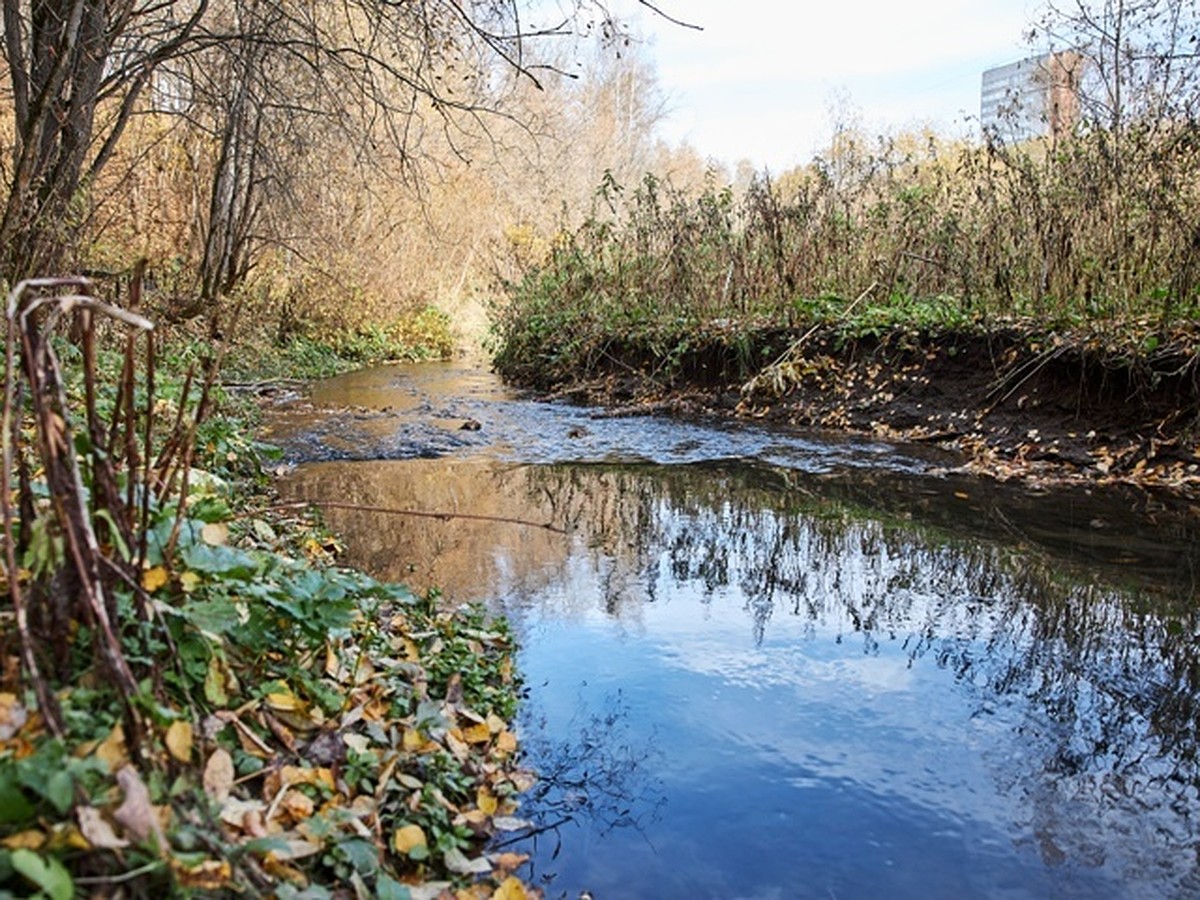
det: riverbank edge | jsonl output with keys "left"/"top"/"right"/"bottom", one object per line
{"left": 231, "top": 364, "right": 542, "bottom": 897}
{"left": 1, "top": 331, "right": 538, "bottom": 899}
{"left": 499, "top": 321, "right": 1200, "bottom": 498}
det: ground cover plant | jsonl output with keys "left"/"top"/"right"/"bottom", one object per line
{"left": 1, "top": 276, "right": 536, "bottom": 898}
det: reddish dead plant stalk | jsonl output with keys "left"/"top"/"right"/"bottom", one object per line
{"left": 2, "top": 277, "right": 155, "bottom": 738}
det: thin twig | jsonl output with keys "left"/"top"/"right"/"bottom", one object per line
{"left": 261, "top": 501, "right": 567, "bottom": 534}
{"left": 1, "top": 281, "right": 64, "bottom": 735}
{"left": 743, "top": 281, "right": 878, "bottom": 396}
{"left": 636, "top": 0, "right": 703, "bottom": 30}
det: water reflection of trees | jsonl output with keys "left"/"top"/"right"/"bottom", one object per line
{"left": 523, "top": 461, "right": 1200, "bottom": 888}
{"left": 286, "top": 454, "right": 1200, "bottom": 886}
{"left": 501, "top": 689, "right": 666, "bottom": 871}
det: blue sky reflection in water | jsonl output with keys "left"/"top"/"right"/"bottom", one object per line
{"left": 491, "top": 471, "right": 1189, "bottom": 899}
{"left": 272, "top": 363, "right": 1200, "bottom": 899}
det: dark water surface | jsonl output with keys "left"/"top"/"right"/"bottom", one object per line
{"left": 267, "top": 361, "right": 1200, "bottom": 899}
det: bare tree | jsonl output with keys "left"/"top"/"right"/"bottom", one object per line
{"left": 1033, "top": 0, "right": 1200, "bottom": 132}
{"left": 0, "top": 0, "right": 693, "bottom": 288}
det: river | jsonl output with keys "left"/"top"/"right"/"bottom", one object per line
{"left": 265, "top": 359, "right": 1200, "bottom": 899}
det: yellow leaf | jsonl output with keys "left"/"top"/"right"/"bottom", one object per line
{"left": 1, "top": 829, "right": 45, "bottom": 850}
{"left": 463, "top": 722, "right": 492, "bottom": 745}
{"left": 393, "top": 824, "right": 427, "bottom": 855}
{"left": 281, "top": 765, "right": 335, "bottom": 791}
{"left": 492, "top": 876, "right": 529, "bottom": 900}
{"left": 141, "top": 565, "right": 169, "bottom": 593}
{"left": 200, "top": 522, "right": 228, "bottom": 546}
{"left": 275, "top": 789, "right": 314, "bottom": 824}
{"left": 179, "top": 571, "right": 202, "bottom": 593}
{"left": 266, "top": 690, "right": 305, "bottom": 713}
{"left": 325, "top": 643, "right": 341, "bottom": 678}
{"left": 494, "top": 730, "right": 517, "bottom": 756}
{"left": 401, "top": 637, "right": 421, "bottom": 662}
{"left": 165, "top": 720, "right": 193, "bottom": 763}
{"left": 262, "top": 856, "right": 310, "bottom": 886}
{"left": 476, "top": 788, "right": 498, "bottom": 817}
{"left": 233, "top": 721, "right": 272, "bottom": 758}
{"left": 457, "top": 809, "right": 489, "bottom": 826}
{"left": 94, "top": 723, "right": 128, "bottom": 772}
{"left": 486, "top": 713, "right": 506, "bottom": 735}
{"left": 174, "top": 859, "right": 233, "bottom": 889}
{"left": 402, "top": 728, "right": 425, "bottom": 752}
{"left": 46, "top": 824, "right": 90, "bottom": 853}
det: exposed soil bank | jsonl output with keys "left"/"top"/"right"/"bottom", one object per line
{"left": 505, "top": 324, "right": 1200, "bottom": 496}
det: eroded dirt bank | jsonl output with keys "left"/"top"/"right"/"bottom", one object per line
{"left": 519, "top": 324, "right": 1200, "bottom": 497}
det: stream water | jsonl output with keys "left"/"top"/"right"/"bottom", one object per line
{"left": 265, "top": 360, "right": 1200, "bottom": 899}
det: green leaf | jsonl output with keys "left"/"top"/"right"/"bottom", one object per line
{"left": 375, "top": 874, "right": 412, "bottom": 900}
{"left": 180, "top": 542, "right": 258, "bottom": 577}
{"left": 407, "top": 844, "right": 429, "bottom": 862}
{"left": 203, "top": 655, "right": 230, "bottom": 707}
{"left": 187, "top": 496, "right": 232, "bottom": 523}
{"left": 176, "top": 596, "right": 241, "bottom": 636}
{"left": 336, "top": 839, "right": 379, "bottom": 877}
{"left": 241, "top": 836, "right": 291, "bottom": 856}
{"left": 0, "top": 774, "right": 34, "bottom": 824}
{"left": 43, "top": 770, "right": 73, "bottom": 816}
{"left": 11, "top": 850, "right": 73, "bottom": 900}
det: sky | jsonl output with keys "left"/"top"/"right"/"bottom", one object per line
{"left": 608, "top": 0, "right": 1045, "bottom": 172}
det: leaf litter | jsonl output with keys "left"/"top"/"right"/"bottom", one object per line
{"left": 1, "top": 504, "right": 540, "bottom": 898}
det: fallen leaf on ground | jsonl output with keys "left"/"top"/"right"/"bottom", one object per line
{"left": 165, "top": 720, "right": 193, "bottom": 763}
{"left": 494, "top": 731, "right": 517, "bottom": 756}
{"left": 265, "top": 687, "right": 306, "bottom": 713}
{"left": 462, "top": 722, "right": 491, "bottom": 744}
{"left": 77, "top": 807, "right": 129, "bottom": 849}
{"left": 280, "top": 764, "right": 335, "bottom": 792}
{"left": 265, "top": 837, "right": 324, "bottom": 861}
{"left": 203, "top": 748, "right": 235, "bottom": 803}
{"left": 94, "top": 723, "right": 128, "bottom": 772}
{"left": 274, "top": 789, "right": 315, "bottom": 825}
{"left": 173, "top": 859, "right": 232, "bottom": 889}
{"left": 219, "top": 797, "right": 266, "bottom": 829}
{"left": 0, "top": 692, "right": 27, "bottom": 740}
{"left": 1, "top": 829, "right": 46, "bottom": 850}
{"left": 492, "top": 877, "right": 530, "bottom": 900}
{"left": 113, "top": 765, "right": 167, "bottom": 849}
{"left": 443, "top": 845, "right": 491, "bottom": 876}
{"left": 393, "top": 824, "right": 427, "bottom": 854}
{"left": 476, "top": 788, "right": 498, "bottom": 816}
